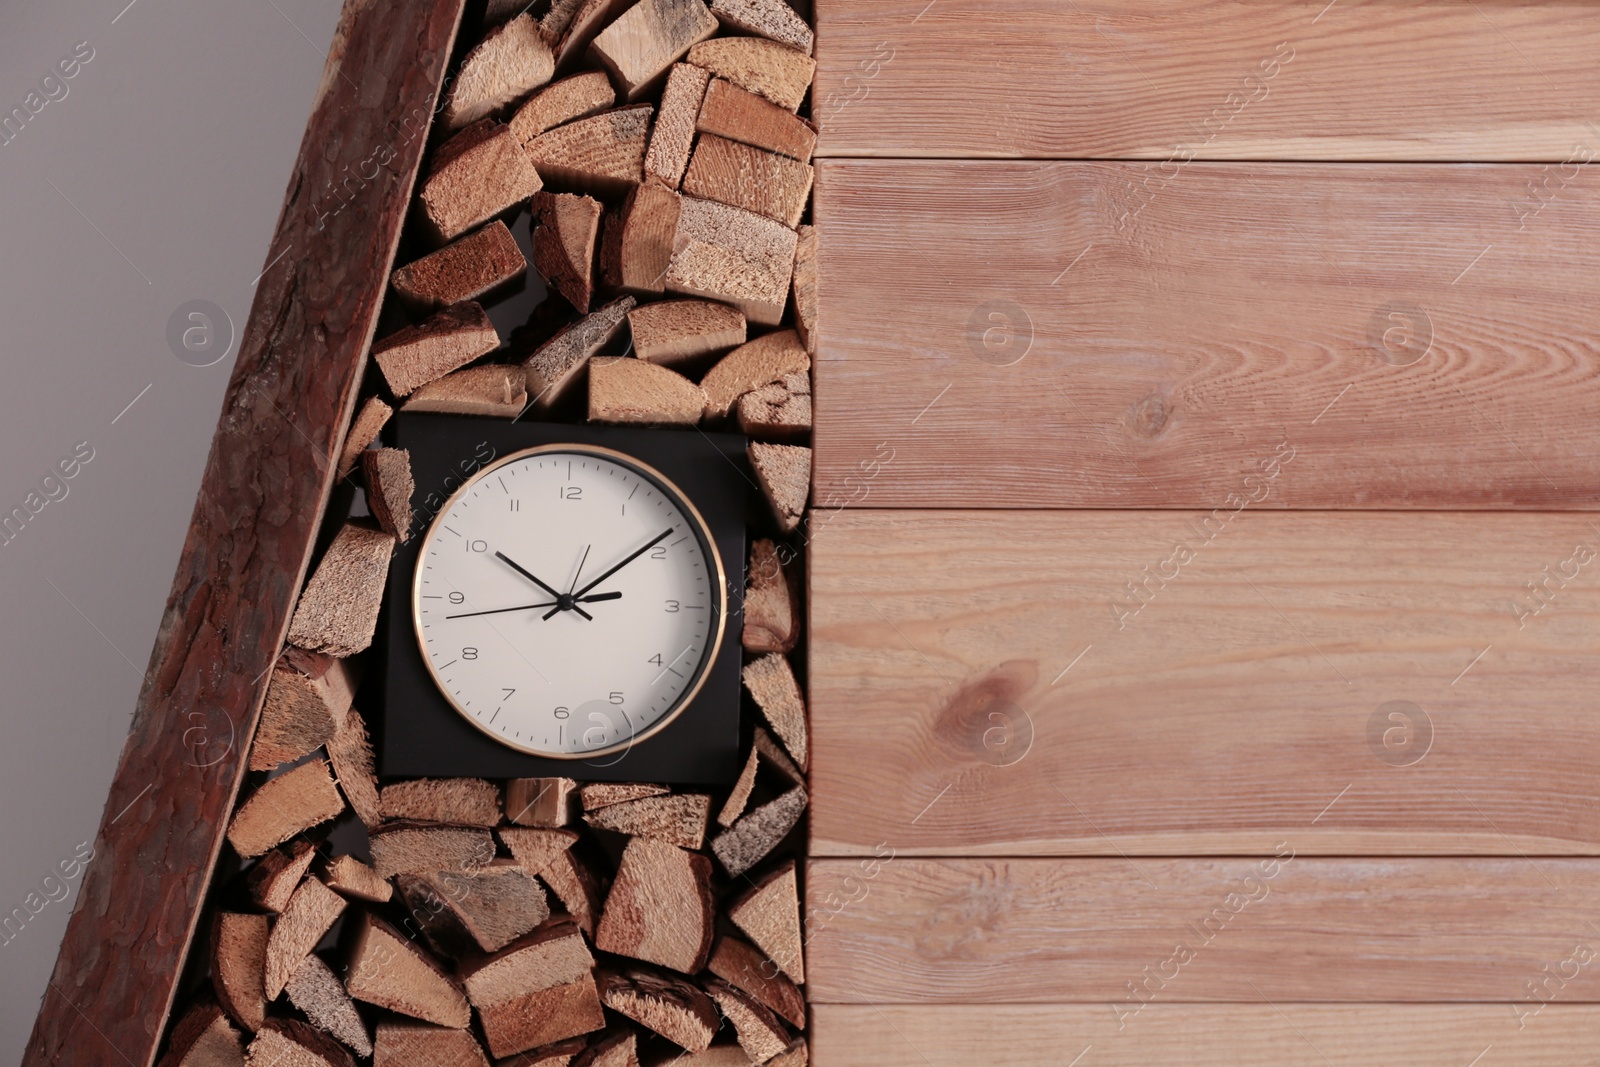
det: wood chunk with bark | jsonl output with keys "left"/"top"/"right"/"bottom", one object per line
{"left": 368, "top": 823, "right": 497, "bottom": 880}
{"left": 705, "top": 980, "right": 791, "bottom": 1064}
{"left": 742, "top": 648, "right": 808, "bottom": 768}
{"left": 336, "top": 396, "right": 392, "bottom": 479}
{"left": 687, "top": 38, "right": 813, "bottom": 112}
{"left": 791, "top": 223, "right": 815, "bottom": 353}
{"left": 323, "top": 854, "right": 391, "bottom": 903}
{"left": 551, "top": 0, "right": 631, "bottom": 72}
{"left": 683, "top": 135, "right": 813, "bottom": 228}
{"left": 537, "top": 846, "right": 604, "bottom": 935}
{"left": 363, "top": 447, "right": 415, "bottom": 541}
{"left": 506, "top": 777, "right": 581, "bottom": 827}
{"left": 644, "top": 63, "right": 711, "bottom": 188}
{"left": 252, "top": 650, "right": 358, "bottom": 773}
{"left": 422, "top": 121, "right": 543, "bottom": 242}
{"left": 701, "top": 330, "right": 809, "bottom": 420}
{"left": 404, "top": 364, "right": 528, "bottom": 418}
{"left": 246, "top": 839, "right": 319, "bottom": 913}
{"left": 442, "top": 15, "right": 556, "bottom": 130}
{"left": 396, "top": 862, "right": 551, "bottom": 956}
{"left": 159, "top": 1000, "right": 244, "bottom": 1067}
{"left": 708, "top": 937, "right": 805, "bottom": 1029}
{"left": 287, "top": 525, "right": 394, "bottom": 657}
{"left": 460, "top": 923, "right": 606, "bottom": 1057}
{"left": 346, "top": 911, "right": 472, "bottom": 1027}
{"left": 698, "top": 79, "right": 815, "bottom": 162}
{"left": 391, "top": 222, "right": 528, "bottom": 311}
{"left": 264, "top": 878, "right": 347, "bottom": 999}
{"left": 227, "top": 761, "right": 345, "bottom": 860}
{"left": 498, "top": 827, "right": 580, "bottom": 878}
{"left": 326, "top": 708, "right": 381, "bottom": 828}
{"left": 585, "top": 792, "right": 711, "bottom": 849}
{"left": 749, "top": 442, "right": 809, "bottom": 532}
{"left": 709, "top": 0, "right": 812, "bottom": 55}
{"left": 526, "top": 106, "right": 652, "bottom": 198}
{"left": 373, "top": 1021, "right": 491, "bottom": 1067}
{"left": 591, "top": 0, "right": 717, "bottom": 99}
{"left": 595, "top": 837, "right": 714, "bottom": 973}
{"left": 599, "top": 968, "right": 718, "bottom": 1052}
{"left": 629, "top": 299, "right": 745, "bottom": 369}
{"left": 573, "top": 1031, "right": 638, "bottom": 1067}
{"left": 666, "top": 197, "right": 797, "bottom": 326}
{"left": 286, "top": 954, "right": 372, "bottom": 1057}
{"left": 532, "top": 191, "right": 603, "bottom": 312}
{"left": 244, "top": 1019, "right": 355, "bottom": 1067}
{"left": 728, "top": 860, "right": 803, "bottom": 983}
{"left": 599, "top": 177, "right": 681, "bottom": 296}
{"left": 381, "top": 777, "right": 502, "bottom": 827}
{"left": 737, "top": 372, "right": 809, "bottom": 442}
{"left": 711, "top": 787, "right": 806, "bottom": 879}
{"left": 580, "top": 782, "right": 668, "bottom": 810}
{"left": 211, "top": 913, "right": 269, "bottom": 1032}
{"left": 588, "top": 357, "right": 706, "bottom": 425}
{"left": 742, "top": 539, "right": 799, "bottom": 653}
{"left": 511, "top": 72, "right": 617, "bottom": 143}
{"left": 499, "top": 1036, "right": 588, "bottom": 1067}
{"left": 373, "top": 302, "right": 501, "bottom": 397}
{"left": 523, "top": 295, "right": 636, "bottom": 412}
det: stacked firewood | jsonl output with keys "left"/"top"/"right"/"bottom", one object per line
{"left": 158, "top": 0, "right": 815, "bottom": 1063}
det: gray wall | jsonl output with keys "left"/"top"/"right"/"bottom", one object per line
{"left": 0, "top": 0, "right": 343, "bottom": 1058}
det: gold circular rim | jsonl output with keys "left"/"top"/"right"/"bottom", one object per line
{"left": 411, "top": 442, "right": 730, "bottom": 760}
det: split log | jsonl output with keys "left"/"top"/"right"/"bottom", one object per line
{"left": 590, "top": 0, "right": 717, "bottom": 99}
{"left": 718, "top": 743, "right": 760, "bottom": 828}
{"left": 539, "top": 0, "right": 589, "bottom": 46}
{"left": 286, "top": 524, "right": 396, "bottom": 657}
{"left": 372, "top": 302, "right": 501, "bottom": 397}
{"left": 245, "top": 839, "right": 319, "bottom": 913}
{"left": 380, "top": 777, "right": 502, "bottom": 827}
{"left": 666, "top": 196, "right": 798, "bottom": 326}
{"left": 403, "top": 364, "right": 528, "bottom": 417}
{"left": 506, "top": 777, "right": 581, "bottom": 826}
{"left": 396, "top": 862, "right": 551, "bottom": 956}
{"left": 573, "top": 1031, "right": 638, "bottom": 1067}
{"left": 251, "top": 650, "right": 358, "bottom": 772}
{"left": 264, "top": 878, "right": 347, "bottom": 999}
{"left": 211, "top": 913, "right": 269, "bottom": 1032}
{"left": 749, "top": 442, "right": 809, "bottom": 533}
{"left": 742, "top": 538, "right": 799, "bottom": 653}
{"left": 244, "top": 1019, "right": 355, "bottom": 1067}
{"left": 674, "top": 1047, "right": 756, "bottom": 1067}
{"left": 537, "top": 845, "right": 604, "bottom": 935}
{"left": 368, "top": 823, "right": 498, "bottom": 880}
{"left": 285, "top": 954, "right": 372, "bottom": 1058}
{"left": 550, "top": 0, "right": 630, "bottom": 72}
{"left": 697, "top": 79, "right": 815, "bottom": 162}
{"left": 790, "top": 224, "right": 815, "bottom": 354}
{"left": 580, "top": 782, "right": 668, "bottom": 810}
{"left": 709, "top": 0, "right": 813, "bottom": 55}
{"left": 599, "top": 178, "right": 681, "bottom": 295}
{"left": 326, "top": 707, "right": 381, "bottom": 829}
{"left": 687, "top": 37, "right": 813, "bottom": 112}
{"left": 363, "top": 447, "right": 415, "bottom": 542}
{"left": 588, "top": 357, "right": 706, "bottom": 425}
{"left": 336, "top": 396, "right": 393, "bottom": 479}
{"left": 644, "top": 63, "right": 711, "bottom": 188}
{"left": 595, "top": 836, "right": 714, "bottom": 973}
{"left": 323, "top": 854, "right": 392, "bottom": 904}
{"left": 629, "top": 299, "right": 745, "bottom": 369}
{"left": 390, "top": 222, "right": 527, "bottom": 311}
{"left": 711, "top": 786, "right": 806, "bottom": 878}
{"left": 442, "top": 14, "right": 556, "bottom": 129}
{"left": 736, "top": 372, "right": 810, "bottom": 442}
{"left": 158, "top": 1000, "right": 243, "bottom": 1067}
{"left": 499, "top": 1036, "right": 588, "bottom": 1067}
{"left": 460, "top": 923, "right": 606, "bottom": 1057}
{"left": 226, "top": 760, "right": 345, "bottom": 860}
{"left": 599, "top": 968, "right": 718, "bottom": 1052}
{"left": 526, "top": 106, "right": 652, "bottom": 197}
{"left": 752, "top": 725, "right": 803, "bottom": 788}
{"left": 705, "top": 980, "right": 791, "bottom": 1064}
{"left": 682, "top": 134, "right": 813, "bottom": 228}
{"left": 511, "top": 72, "right": 617, "bottom": 143}
{"left": 584, "top": 792, "right": 711, "bottom": 849}
{"left": 532, "top": 191, "right": 603, "bottom": 312}
{"left": 727, "top": 859, "right": 803, "bottom": 983}
{"left": 522, "top": 295, "right": 636, "bottom": 411}
{"left": 701, "top": 330, "right": 809, "bottom": 420}
{"left": 708, "top": 936, "right": 805, "bottom": 1029}
{"left": 373, "top": 1020, "right": 491, "bottom": 1067}
{"left": 346, "top": 911, "right": 472, "bottom": 1027}
{"left": 768, "top": 1038, "right": 808, "bottom": 1067}
{"left": 498, "top": 827, "right": 580, "bottom": 878}
{"left": 421, "top": 120, "right": 543, "bottom": 241}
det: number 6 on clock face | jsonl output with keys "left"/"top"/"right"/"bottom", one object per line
{"left": 412, "top": 444, "right": 727, "bottom": 758}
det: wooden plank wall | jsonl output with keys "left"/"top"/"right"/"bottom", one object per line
{"left": 807, "top": 2, "right": 1600, "bottom": 1063}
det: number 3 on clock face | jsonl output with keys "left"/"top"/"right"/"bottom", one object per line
{"left": 411, "top": 444, "right": 727, "bottom": 758}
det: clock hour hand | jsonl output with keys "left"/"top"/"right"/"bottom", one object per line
{"left": 494, "top": 551, "right": 593, "bottom": 620}
{"left": 571, "top": 527, "right": 675, "bottom": 599}
{"left": 446, "top": 591, "right": 621, "bottom": 620}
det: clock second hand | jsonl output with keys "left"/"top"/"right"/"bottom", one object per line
{"left": 446, "top": 591, "right": 622, "bottom": 620}
{"left": 495, "top": 550, "right": 594, "bottom": 621}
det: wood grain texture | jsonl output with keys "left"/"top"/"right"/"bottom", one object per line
{"left": 805, "top": 857, "right": 1600, "bottom": 1003}
{"left": 811, "top": 160, "right": 1600, "bottom": 508}
{"left": 23, "top": 0, "right": 464, "bottom": 1062}
{"left": 813, "top": 0, "right": 1600, "bottom": 160}
{"left": 808, "top": 510, "right": 1600, "bottom": 856}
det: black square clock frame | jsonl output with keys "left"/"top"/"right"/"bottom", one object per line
{"left": 377, "top": 413, "right": 748, "bottom": 785}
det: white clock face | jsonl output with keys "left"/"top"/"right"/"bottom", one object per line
{"left": 412, "top": 445, "right": 725, "bottom": 758}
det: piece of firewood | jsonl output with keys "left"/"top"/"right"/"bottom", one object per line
{"left": 595, "top": 837, "right": 714, "bottom": 973}
{"left": 666, "top": 196, "right": 798, "bottom": 326}
{"left": 506, "top": 777, "right": 581, "bottom": 826}
{"left": 683, "top": 135, "right": 813, "bottom": 228}
{"left": 245, "top": 1018, "right": 355, "bottom": 1067}
{"left": 211, "top": 913, "right": 269, "bottom": 1032}
{"left": 588, "top": 357, "right": 706, "bottom": 425}
{"left": 326, "top": 708, "right": 381, "bottom": 829}
{"left": 245, "top": 839, "right": 319, "bottom": 913}
{"left": 460, "top": 923, "right": 606, "bottom": 1057}
{"left": 742, "top": 538, "right": 799, "bottom": 653}
{"left": 362, "top": 447, "right": 415, "bottom": 542}
{"left": 286, "top": 954, "right": 372, "bottom": 1058}
{"left": 629, "top": 299, "right": 745, "bottom": 369}
{"left": 728, "top": 859, "right": 803, "bottom": 983}
{"left": 500, "top": 1036, "right": 588, "bottom": 1067}
{"left": 719, "top": 744, "right": 760, "bottom": 828}
{"left": 158, "top": 1000, "right": 244, "bottom": 1067}
{"left": 697, "top": 79, "right": 815, "bottom": 162}
{"left": 336, "top": 396, "right": 393, "bottom": 479}
{"left": 711, "top": 786, "right": 806, "bottom": 879}
{"left": 581, "top": 782, "right": 668, "bottom": 810}
{"left": 264, "top": 878, "right": 347, "bottom": 999}
{"left": 522, "top": 295, "right": 636, "bottom": 411}
{"left": 391, "top": 222, "right": 528, "bottom": 311}
{"left": 551, "top": 0, "right": 631, "bottom": 71}
{"left": 644, "top": 63, "right": 711, "bottom": 188}
{"left": 537, "top": 846, "right": 604, "bottom": 935}
{"left": 740, "top": 655, "right": 806, "bottom": 769}
{"left": 323, "top": 854, "right": 392, "bottom": 903}
{"left": 421, "top": 120, "right": 543, "bottom": 241}
{"left": 708, "top": 936, "right": 805, "bottom": 1029}
{"left": 585, "top": 792, "right": 712, "bottom": 849}
{"left": 403, "top": 364, "right": 528, "bottom": 417}
{"left": 573, "top": 1031, "right": 639, "bottom": 1067}
{"left": 790, "top": 223, "right": 815, "bottom": 352}
{"left": 373, "top": 302, "right": 501, "bottom": 397}
{"left": 286, "top": 524, "right": 395, "bottom": 657}
{"left": 701, "top": 330, "right": 809, "bottom": 420}
{"left": 381, "top": 777, "right": 502, "bottom": 827}
{"left": 736, "top": 372, "right": 810, "bottom": 442}
{"left": 396, "top": 862, "right": 551, "bottom": 956}
{"left": 767, "top": 1038, "right": 807, "bottom": 1067}
{"left": 498, "top": 826, "right": 580, "bottom": 877}
{"left": 599, "top": 177, "right": 681, "bottom": 295}
{"left": 705, "top": 980, "right": 791, "bottom": 1064}
{"left": 752, "top": 725, "right": 803, "bottom": 787}
{"left": 373, "top": 1020, "right": 491, "bottom": 1067}
{"left": 251, "top": 650, "right": 357, "bottom": 772}
{"left": 532, "top": 191, "right": 603, "bottom": 312}
{"left": 527, "top": 106, "right": 652, "bottom": 197}
{"left": 511, "top": 72, "right": 617, "bottom": 143}
{"left": 687, "top": 37, "right": 813, "bottom": 112}
{"left": 674, "top": 1047, "right": 756, "bottom": 1067}
{"left": 442, "top": 14, "right": 556, "bottom": 130}
{"left": 540, "top": 0, "right": 589, "bottom": 45}
{"left": 748, "top": 442, "right": 809, "bottom": 533}
{"left": 226, "top": 761, "right": 345, "bottom": 860}
{"left": 599, "top": 967, "right": 718, "bottom": 1052}
{"left": 346, "top": 911, "right": 472, "bottom": 1027}
{"left": 368, "top": 823, "right": 497, "bottom": 880}
{"left": 708, "top": 0, "right": 812, "bottom": 55}
{"left": 591, "top": 0, "right": 717, "bottom": 99}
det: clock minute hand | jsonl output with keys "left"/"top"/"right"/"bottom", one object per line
{"left": 572, "top": 528, "right": 675, "bottom": 599}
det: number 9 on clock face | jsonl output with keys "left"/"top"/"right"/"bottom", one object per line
{"left": 412, "top": 444, "right": 727, "bottom": 758}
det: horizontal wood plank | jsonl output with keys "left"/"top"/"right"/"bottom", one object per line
{"left": 811, "top": 161, "right": 1600, "bottom": 508}
{"left": 814, "top": 0, "right": 1600, "bottom": 160}
{"left": 805, "top": 857, "right": 1600, "bottom": 1003}
{"left": 808, "top": 510, "right": 1600, "bottom": 856}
